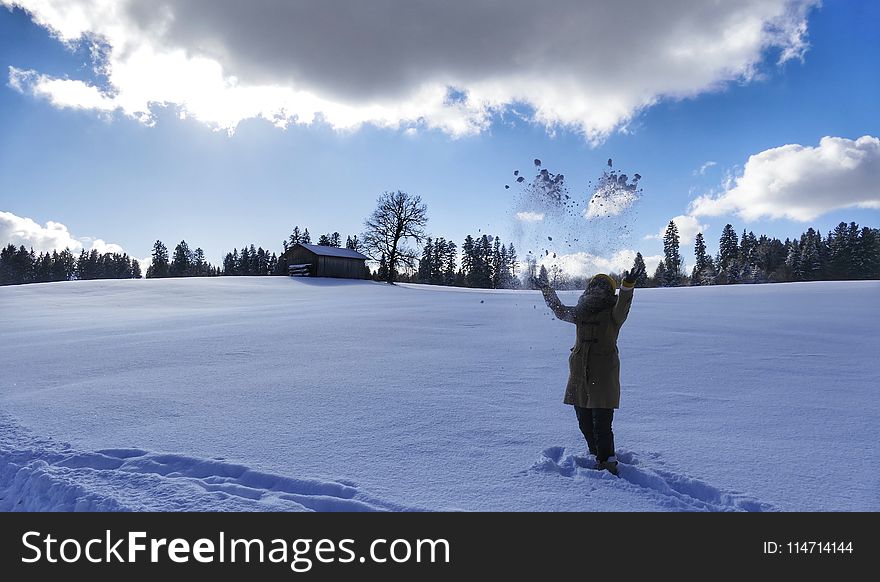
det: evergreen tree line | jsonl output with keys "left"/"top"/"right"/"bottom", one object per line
{"left": 414, "top": 237, "right": 459, "bottom": 285}
{"left": 523, "top": 259, "right": 598, "bottom": 291}
{"left": 146, "top": 240, "right": 220, "bottom": 278}
{"left": 646, "top": 220, "right": 880, "bottom": 287}
{"left": 393, "top": 233, "right": 520, "bottom": 288}
{"left": 282, "top": 225, "right": 362, "bottom": 253}
{"left": 0, "top": 244, "right": 142, "bottom": 286}
{"left": 221, "top": 244, "right": 280, "bottom": 276}
{"left": 5, "top": 220, "right": 876, "bottom": 288}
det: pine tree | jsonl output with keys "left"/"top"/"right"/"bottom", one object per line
{"left": 0, "top": 244, "right": 14, "bottom": 285}
{"left": 131, "top": 258, "right": 142, "bottom": 279}
{"left": 827, "top": 222, "right": 854, "bottom": 280}
{"left": 737, "top": 230, "right": 758, "bottom": 281}
{"left": 631, "top": 252, "right": 649, "bottom": 286}
{"left": 289, "top": 226, "right": 302, "bottom": 247}
{"left": 76, "top": 249, "right": 88, "bottom": 280}
{"left": 785, "top": 238, "right": 801, "bottom": 280}
{"left": 739, "top": 229, "right": 751, "bottom": 277}
{"left": 691, "top": 233, "right": 708, "bottom": 284}
{"left": 49, "top": 250, "right": 64, "bottom": 281}
{"left": 239, "top": 246, "right": 250, "bottom": 275}
{"left": 330, "top": 232, "right": 341, "bottom": 247}
{"left": 491, "top": 236, "right": 502, "bottom": 289}
{"left": 318, "top": 234, "right": 331, "bottom": 246}
{"left": 461, "top": 235, "right": 475, "bottom": 283}
{"left": 10, "top": 245, "right": 31, "bottom": 283}
{"left": 498, "top": 243, "right": 510, "bottom": 288}
{"left": 193, "top": 248, "right": 207, "bottom": 276}
{"left": 170, "top": 240, "right": 192, "bottom": 277}
{"left": 301, "top": 229, "right": 312, "bottom": 245}
{"left": 798, "top": 228, "right": 823, "bottom": 281}
{"left": 432, "top": 238, "right": 446, "bottom": 284}
{"left": 767, "top": 237, "right": 786, "bottom": 280}
{"left": 58, "top": 248, "right": 76, "bottom": 281}
{"left": 25, "top": 248, "right": 37, "bottom": 282}
{"left": 34, "top": 252, "right": 51, "bottom": 283}
{"left": 418, "top": 238, "right": 434, "bottom": 282}
{"left": 248, "top": 245, "right": 258, "bottom": 275}
{"left": 474, "top": 235, "right": 492, "bottom": 288}
{"left": 662, "top": 220, "right": 682, "bottom": 287}
{"left": 256, "top": 247, "right": 268, "bottom": 275}
{"left": 148, "top": 240, "right": 170, "bottom": 278}
{"left": 858, "top": 227, "right": 880, "bottom": 278}
{"left": 652, "top": 260, "right": 667, "bottom": 287}
{"left": 444, "top": 241, "right": 457, "bottom": 286}
{"left": 718, "top": 224, "right": 739, "bottom": 283}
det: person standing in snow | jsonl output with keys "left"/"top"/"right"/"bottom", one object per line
{"left": 537, "top": 265, "right": 644, "bottom": 476}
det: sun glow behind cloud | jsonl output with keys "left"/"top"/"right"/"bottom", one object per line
{"left": 3, "top": 0, "right": 817, "bottom": 139}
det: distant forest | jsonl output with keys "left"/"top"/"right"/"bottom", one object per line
{"left": 0, "top": 246, "right": 142, "bottom": 286}
{"left": 2, "top": 221, "right": 878, "bottom": 288}
{"left": 640, "top": 220, "right": 880, "bottom": 288}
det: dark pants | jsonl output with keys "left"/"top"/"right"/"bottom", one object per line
{"left": 574, "top": 406, "right": 615, "bottom": 462}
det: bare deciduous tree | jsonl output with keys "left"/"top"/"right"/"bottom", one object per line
{"left": 363, "top": 190, "right": 428, "bottom": 283}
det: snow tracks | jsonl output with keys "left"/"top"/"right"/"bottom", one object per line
{"left": 0, "top": 417, "right": 413, "bottom": 512}
{"left": 531, "top": 446, "right": 775, "bottom": 512}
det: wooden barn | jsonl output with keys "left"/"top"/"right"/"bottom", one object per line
{"left": 286, "top": 243, "right": 370, "bottom": 279}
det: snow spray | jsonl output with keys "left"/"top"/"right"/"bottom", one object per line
{"left": 507, "top": 157, "right": 644, "bottom": 278}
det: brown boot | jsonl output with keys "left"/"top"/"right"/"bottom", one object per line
{"left": 597, "top": 459, "right": 619, "bottom": 476}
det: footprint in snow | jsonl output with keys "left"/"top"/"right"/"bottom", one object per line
{"left": 530, "top": 446, "right": 775, "bottom": 512}
{"left": 0, "top": 424, "right": 424, "bottom": 512}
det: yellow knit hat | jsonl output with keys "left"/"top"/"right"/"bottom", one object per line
{"left": 588, "top": 273, "right": 617, "bottom": 292}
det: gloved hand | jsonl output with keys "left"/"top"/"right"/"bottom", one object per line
{"left": 622, "top": 263, "right": 645, "bottom": 287}
{"left": 530, "top": 276, "right": 550, "bottom": 290}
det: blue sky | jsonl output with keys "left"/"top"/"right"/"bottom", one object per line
{"left": 0, "top": 0, "right": 878, "bottom": 274}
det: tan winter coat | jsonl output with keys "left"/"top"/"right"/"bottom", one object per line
{"left": 541, "top": 284, "right": 634, "bottom": 409}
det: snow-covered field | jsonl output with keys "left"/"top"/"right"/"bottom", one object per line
{"left": 1, "top": 277, "right": 878, "bottom": 511}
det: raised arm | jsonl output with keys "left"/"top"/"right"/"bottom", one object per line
{"left": 540, "top": 285, "right": 577, "bottom": 324}
{"left": 612, "top": 282, "right": 634, "bottom": 328}
{"left": 613, "top": 263, "right": 645, "bottom": 328}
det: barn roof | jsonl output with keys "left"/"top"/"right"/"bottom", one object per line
{"left": 292, "top": 243, "right": 369, "bottom": 261}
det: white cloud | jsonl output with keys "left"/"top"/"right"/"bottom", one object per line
{"left": 82, "top": 237, "right": 125, "bottom": 255}
{"left": 0, "top": 211, "right": 84, "bottom": 252}
{"left": 693, "top": 161, "right": 717, "bottom": 176}
{"left": 515, "top": 211, "right": 545, "bottom": 223}
{"left": 0, "top": 210, "right": 129, "bottom": 256}
{"left": 540, "top": 249, "right": 663, "bottom": 279}
{"left": 690, "top": 136, "right": 880, "bottom": 221}
{"left": 9, "top": 67, "right": 117, "bottom": 112}
{"left": 645, "top": 215, "right": 709, "bottom": 245}
{"left": 3, "top": 0, "right": 817, "bottom": 139}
